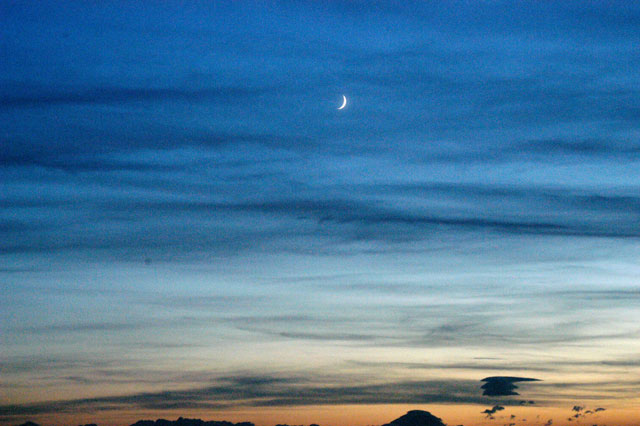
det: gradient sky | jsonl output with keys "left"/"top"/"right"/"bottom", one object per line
{"left": 1, "top": 1, "right": 640, "bottom": 425}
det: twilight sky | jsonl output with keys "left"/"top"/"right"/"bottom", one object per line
{"left": 1, "top": 1, "right": 640, "bottom": 425}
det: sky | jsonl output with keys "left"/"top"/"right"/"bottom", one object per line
{"left": 1, "top": 1, "right": 640, "bottom": 425}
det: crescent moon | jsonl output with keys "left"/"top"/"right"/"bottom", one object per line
{"left": 338, "top": 95, "right": 347, "bottom": 110}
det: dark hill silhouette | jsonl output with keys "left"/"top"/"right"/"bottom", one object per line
{"left": 382, "top": 410, "right": 445, "bottom": 426}
{"left": 16, "top": 423, "right": 96, "bottom": 426}
{"left": 130, "top": 418, "right": 255, "bottom": 426}
{"left": 15, "top": 419, "right": 256, "bottom": 426}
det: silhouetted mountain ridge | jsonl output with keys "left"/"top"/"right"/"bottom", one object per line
{"left": 130, "top": 418, "right": 255, "bottom": 426}
{"left": 381, "top": 410, "right": 445, "bottom": 426}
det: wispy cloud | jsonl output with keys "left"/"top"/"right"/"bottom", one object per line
{"left": 0, "top": 375, "right": 501, "bottom": 417}
{"left": 4, "top": 184, "right": 640, "bottom": 257}
{"left": 0, "top": 85, "right": 272, "bottom": 108}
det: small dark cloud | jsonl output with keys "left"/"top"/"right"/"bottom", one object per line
{"left": 482, "top": 405, "right": 504, "bottom": 419}
{"left": 570, "top": 406, "right": 607, "bottom": 420}
{"left": 481, "top": 377, "right": 541, "bottom": 396}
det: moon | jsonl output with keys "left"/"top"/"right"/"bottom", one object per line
{"left": 338, "top": 95, "right": 347, "bottom": 110}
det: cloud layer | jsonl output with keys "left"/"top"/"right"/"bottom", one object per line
{"left": 2, "top": 1, "right": 640, "bottom": 422}
{"left": 0, "top": 375, "right": 500, "bottom": 416}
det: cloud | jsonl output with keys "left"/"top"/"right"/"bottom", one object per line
{"left": 0, "top": 85, "right": 271, "bottom": 108}
{"left": 274, "top": 331, "right": 377, "bottom": 342}
{"left": 0, "top": 375, "right": 507, "bottom": 418}
{"left": 517, "top": 138, "right": 640, "bottom": 157}
{"left": 569, "top": 406, "right": 607, "bottom": 420}
{"left": 481, "top": 377, "right": 541, "bottom": 397}
{"left": 5, "top": 184, "right": 640, "bottom": 258}
{"left": 482, "top": 405, "right": 504, "bottom": 419}
{"left": 0, "top": 131, "right": 304, "bottom": 169}
{"left": 14, "top": 321, "right": 151, "bottom": 334}
{"left": 8, "top": 315, "right": 212, "bottom": 335}
{"left": 347, "top": 360, "right": 555, "bottom": 373}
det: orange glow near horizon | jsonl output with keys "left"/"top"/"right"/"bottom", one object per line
{"left": 11, "top": 404, "right": 640, "bottom": 426}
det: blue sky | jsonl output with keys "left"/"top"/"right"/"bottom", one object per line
{"left": 1, "top": 1, "right": 640, "bottom": 424}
